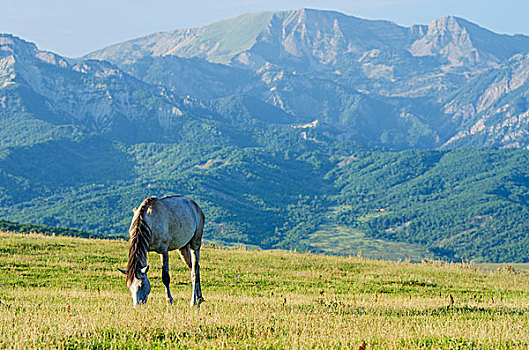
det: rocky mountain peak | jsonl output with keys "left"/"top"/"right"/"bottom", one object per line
{"left": 86, "top": 9, "right": 412, "bottom": 70}
{"left": 409, "top": 15, "right": 529, "bottom": 67}
{"left": 88, "top": 9, "right": 529, "bottom": 74}
{"left": 0, "top": 34, "right": 68, "bottom": 68}
{"left": 0, "top": 34, "right": 38, "bottom": 57}
{"left": 428, "top": 16, "right": 469, "bottom": 32}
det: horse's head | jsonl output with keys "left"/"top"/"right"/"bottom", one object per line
{"left": 119, "top": 265, "right": 151, "bottom": 307}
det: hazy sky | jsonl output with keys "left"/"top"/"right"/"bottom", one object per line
{"left": 1, "top": 0, "right": 528, "bottom": 57}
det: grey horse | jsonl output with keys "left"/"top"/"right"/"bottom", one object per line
{"left": 119, "top": 195, "right": 205, "bottom": 307}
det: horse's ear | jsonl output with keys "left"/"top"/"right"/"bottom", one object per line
{"left": 141, "top": 265, "right": 150, "bottom": 274}
{"left": 118, "top": 268, "right": 127, "bottom": 275}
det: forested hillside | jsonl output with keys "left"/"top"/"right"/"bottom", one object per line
{"left": 2, "top": 131, "right": 529, "bottom": 262}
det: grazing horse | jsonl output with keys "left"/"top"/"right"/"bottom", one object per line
{"left": 119, "top": 195, "right": 205, "bottom": 307}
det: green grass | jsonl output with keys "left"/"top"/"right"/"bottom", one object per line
{"left": 356, "top": 210, "right": 391, "bottom": 223}
{"left": 302, "top": 205, "right": 432, "bottom": 261}
{"left": 302, "top": 224, "right": 433, "bottom": 261}
{"left": 1, "top": 231, "right": 529, "bottom": 348}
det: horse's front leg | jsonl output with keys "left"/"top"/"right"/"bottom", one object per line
{"left": 160, "top": 251, "right": 173, "bottom": 304}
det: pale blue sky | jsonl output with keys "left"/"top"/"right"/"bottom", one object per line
{"left": 1, "top": 0, "right": 528, "bottom": 57}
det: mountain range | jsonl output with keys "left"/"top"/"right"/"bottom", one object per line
{"left": 1, "top": 9, "right": 529, "bottom": 262}
{"left": 86, "top": 9, "right": 529, "bottom": 149}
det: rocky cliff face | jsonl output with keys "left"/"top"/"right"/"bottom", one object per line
{"left": 410, "top": 16, "right": 505, "bottom": 67}
{"left": 443, "top": 54, "right": 529, "bottom": 148}
{"left": 0, "top": 34, "right": 191, "bottom": 143}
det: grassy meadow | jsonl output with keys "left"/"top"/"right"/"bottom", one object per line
{"left": 1, "top": 231, "right": 529, "bottom": 349}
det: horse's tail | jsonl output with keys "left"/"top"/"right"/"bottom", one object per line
{"left": 126, "top": 196, "right": 157, "bottom": 283}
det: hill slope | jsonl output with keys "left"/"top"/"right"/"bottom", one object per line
{"left": 2, "top": 231, "right": 529, "bottom": 348}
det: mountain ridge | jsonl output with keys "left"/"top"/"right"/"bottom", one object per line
{"left": 85, "top": 9, "right": 529, "bottom": 73}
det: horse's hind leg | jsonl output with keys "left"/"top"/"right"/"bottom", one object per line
{"left": 190, "top": 247, "right": 204, "bottom": 307}
{"left": 195, "top": 249, "right": 204, "bottom": 302}
{"left": 179, "top": 245, "right": 203, "bottom": 307}
{"left": 185, "top": 202, "right": 205, "bottom": 307}
{"left": 160, "top": 250, "right": 173, "bottom": 304}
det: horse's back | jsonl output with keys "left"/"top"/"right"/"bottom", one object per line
{"left": 144, "top": 196, "right": 202, "bottom": 252}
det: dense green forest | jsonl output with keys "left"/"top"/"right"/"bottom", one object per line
{"left": 330, "top": 148, "right": 529, "bottom": 262}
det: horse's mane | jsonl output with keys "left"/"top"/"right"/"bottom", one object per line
{"left": 126, "top": 196, "right": 157, "bottom": 283}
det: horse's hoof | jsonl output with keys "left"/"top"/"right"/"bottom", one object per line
{"left": 190, "top": 297, "right": 205, "bottom": 308}
{"left": 167, "top": 298, "right": 173, "bottom": 305}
